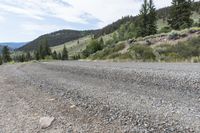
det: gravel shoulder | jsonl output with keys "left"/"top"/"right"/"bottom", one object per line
{"left": 0, "top": 61, "right": 200, "bottom": 132}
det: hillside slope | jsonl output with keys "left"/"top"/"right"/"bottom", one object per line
{"left": 18, "top": 30, "right": 98, "bottom": 51}
{"left": 95, "top": 1, "right": 200, "bottom": 37}
{"left": 89, "top": 27, "right": 200, "bottom": 62}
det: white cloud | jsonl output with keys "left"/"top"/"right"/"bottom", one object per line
{"left": 0, "top": 16, "right": 6, "bottom": 23}
{"left": 21, "top": 23, "right": 62, "bottom": 32}
{"left": 0, "top": 0, "right": 198, "bottom": 42}
{"left": 0, "top": 0, "right": 93, "bottom": 24}
{"left": 0, "top": 0, "right": 179, "bottom": 28}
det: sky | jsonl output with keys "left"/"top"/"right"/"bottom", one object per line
{"left": 0, "top": 0, "right": 183, "bottom": 42}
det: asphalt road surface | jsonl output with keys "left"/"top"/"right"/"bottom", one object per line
{"left": 0, "top": 61, "right": 200, "bottom": 133}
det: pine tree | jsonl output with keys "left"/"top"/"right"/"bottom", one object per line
{"left": 34, "top": 51, "right": 40, "bottom": 60}
{"left": 43, "top": 38, "right": 51, "bottom": 56}
{"left": 137, "top": 0, "right": 157, "bottom": 37}
{"left": 198, "top": 18, "right": 200, "bottom": 27}
{"left": 20, "top": 54, "right": 25, "bottom": 62}
{"left": 168, "top": 0, "right": 193, "bottom": 30}
{"left": 2, "top": 46, "right": 12, "bottom": 63}
{"left": 147, "top": 0, "right": 157, "bottom": 35}
{"left": 52, "top": 51, "right": 58, "bottom": 59}
{"left": 25, "top": 52, "right": 31, "bottom": 61}
{"left": 137, "top": 0, "right": 149, "bottom": 37}
{"left": 38, "top": 44, "right": 44, "bottom": 59}
{"left": 62, "top": 45, "right": 68, "bottom": 60}
{"left": 0, "top": 55, "right": 2, "bottom": 65}
{"left": 57, "top": 53, "right": 62, "bottom": 60}
{"left": 99, "top": 38, "right": 104, "bottom": 48}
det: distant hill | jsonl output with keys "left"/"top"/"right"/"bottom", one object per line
{"left": 0, "top": 42, "right": 27, "bottom": 49}
{"left": 18, "top": 30, "right": 98, "bottom": 51}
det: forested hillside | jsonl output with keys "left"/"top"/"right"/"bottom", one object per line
{"left": 95, "top": 1, "right": 200, "bottom": 37}
{"left": 18, "top": 30, "right": 98, "bottom": 51}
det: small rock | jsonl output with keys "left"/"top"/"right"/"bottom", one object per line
{"left": 39, "top": 116, "right": 55, "bottom": 129}
{"left": 70, "top": 105, "right": 76, "bottom": 109}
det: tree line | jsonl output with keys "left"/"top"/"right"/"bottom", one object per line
{"left": 0, "top": 38, "right": 69, "bottom": 65}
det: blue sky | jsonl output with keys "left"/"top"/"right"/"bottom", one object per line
{"left": 0, "top": 0, "right": 177, "bottom": 42}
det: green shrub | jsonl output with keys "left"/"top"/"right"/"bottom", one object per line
{"left": 118, "top": 53, "right": 133, "bottom": 60}
{"left": 130, "top": 44, "right": 156, "bottom": 61}
{"left": 159, "top": 26, "right": 172, "bottom": 33}
{"left": 168, "top": 31, "right": 180, "bottom": 40}
{"left": 191, "top": 56, "right": 200, "bottom": 63}
{"left": 154, "top": 37, "right": 200, "bottom": 62}
{"left": 90, "top": 43, "right": 125, "bottom": 60}
{"left": 82, "top": 39, "right": 103, "bottom": 58}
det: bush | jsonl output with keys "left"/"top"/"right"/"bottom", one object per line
{"left": 191, "top": 56, "right": 200, "bottom": 63}
{"left": 82, "top": 39, "right": 103, "bottom": 58}
{"left": 118, "top": 53, "right": 133, "bottom": 60}
{"left": 154, "top": 37, "right": 200, "bottom": 62}
{"left": 159, "top": 26, "right": 172, "bottom": 33}
{"left": 130, "top": 44, "right": 156, "bottom": 61}
{"left": 168, "top": 31, "right": 180, "bottom": 40}
{"left": 90, "top": 43, "right": 125, "bottom": 60}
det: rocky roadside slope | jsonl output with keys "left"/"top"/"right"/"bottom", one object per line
{"left": 0, "top": 61, "right": 200, "bottom": 132}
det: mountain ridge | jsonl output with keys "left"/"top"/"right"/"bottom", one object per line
{"left": 18, "top": 1, "right": 200, "bottom": 52}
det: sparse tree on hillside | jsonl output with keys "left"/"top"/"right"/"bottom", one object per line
{"left": 168, "top": 0, "right": 193, "bottom": 30}
{"left": 19, "top": 54, "right": 25, "bottom": 62}
{"left": 25, "top": 52, "right": 31, "bottom": 61}
{"left": 0, "top": 55, "right": 2, "bottom": 65}
{"left": 38, "top": 44, "right": 45, "bottom": 59}
{"left": 34, "top": 51, "right": 40, "bottom": 60}
{"left": 2, "top": 46, "right": 11, "bottom": 63}
{"left": 52, "top": 51, "right": 58, "bottom": 59}
{"left": 43, "top": 38, "right": 51, "bottom": 56}
{"left": 137, "top": 0, "right": 149, "bottom": 37}
{"left": 99, "top": 38, "right": 104, "bottom": 47}
{"left": 147, "top": 0, "right": 157, "bottom": 35}
{"left": 112, "top": 32, "right": 118, "bottom": 43}
{"left": 198, "top": 18, "right": 200, "bottom": 27}
{"left": 57, "top": 53, "right": 62, "bottom": 60}
{"left": 62, "top": 45, "right": 68, "bottom": 60}
{"left": 137, "top": 0, "right": 157, "bottom": 37}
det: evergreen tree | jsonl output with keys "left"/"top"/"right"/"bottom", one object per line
{"left": 137, "top": 0, "right": 157, "bottom": 37}
{"left": 25, "top": 52, "right": 31, "bottom": 61}
{"left": 0, "top": 55, "right": 2, "bottom": 65}
{"left": 57, "top": 53, "right": 62, "bottom": 60}
{"left": 168, "top": 0, "right": 193, "bottom": 30}
{"left": 112, "top": 32, "right": 118, "bottom": 43}
{"left": 19, "top": 54, "right": 25, "bottom": 62}
{"left": 34, "top": 51, "right": 40, "bottom": 60}
{"left": 198, "top": 18, "right": 200, "bottom": 27}
{"left": 62, "top": 45, "right": 68, "bottom": 60}
{"left": 38, "top": 44, "right": 45, "bottom": 59}
{"left": 99, "top": 38, "right": 104, "bottom": 47}
{"left": 52, "top": 51, "right": 58, "bottom": 59}
{"left": 2, "top": 46, "right": 11, "bottom": 63}
{"left": 147, "top": 0, "right": 157, "bottom": 35}
{"left": 137, "top": 0, "right": 149, "bottom": 37}
{"left": 43, "top": 38, "right": 51, "bottom": 56}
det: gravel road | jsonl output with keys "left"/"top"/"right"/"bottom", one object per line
{"left": 1, "top": 61, "right": 200, "bottom": 133}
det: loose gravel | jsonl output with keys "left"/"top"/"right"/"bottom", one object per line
{"left": 0, "top": 61, "right": 200, "bottom": 132}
